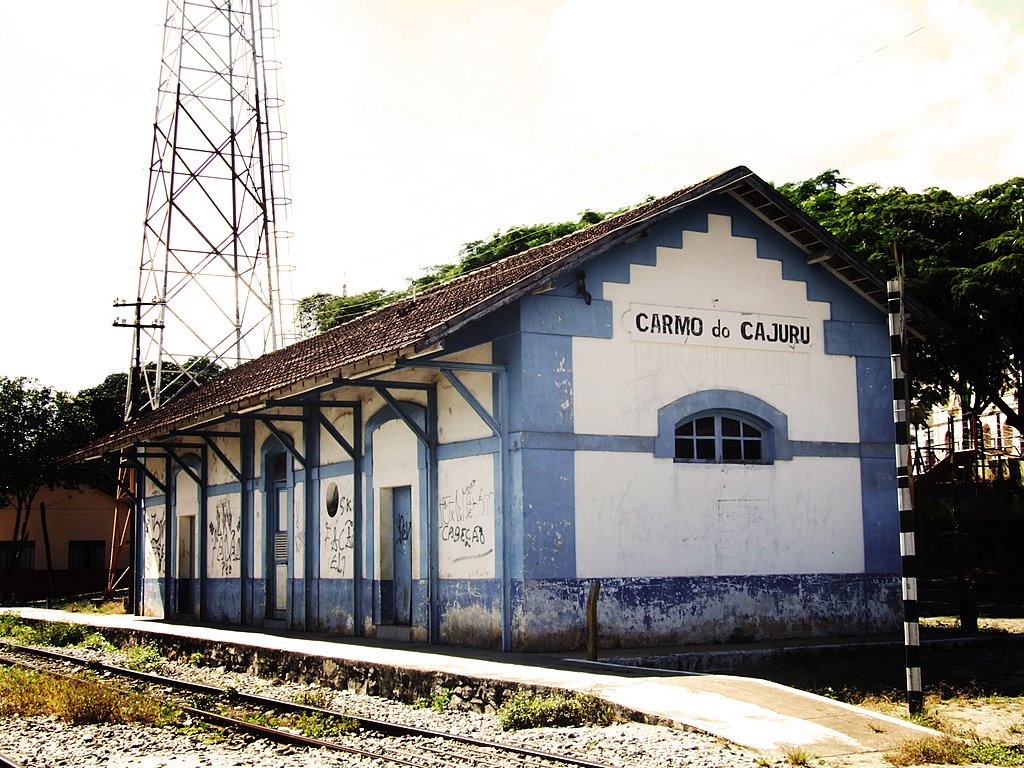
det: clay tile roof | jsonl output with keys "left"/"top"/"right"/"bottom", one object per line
{"left": 75, "top": 165, "right": 931, "bottom": 459}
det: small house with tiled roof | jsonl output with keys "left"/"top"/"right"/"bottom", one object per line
{"left": 81, "top": 166, "right": 921, "bottom": 650}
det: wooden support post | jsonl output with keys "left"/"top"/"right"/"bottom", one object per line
{"left": 586, "top": 580, "right": 601, "bottom": 661}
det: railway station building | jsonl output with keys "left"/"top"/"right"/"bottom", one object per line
{"left": 81, "top": 167, "right": 919, "bottom": 651}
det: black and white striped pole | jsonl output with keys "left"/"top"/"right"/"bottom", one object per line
{"left": 888, "top": 278, "right": 924, "bottom": 714}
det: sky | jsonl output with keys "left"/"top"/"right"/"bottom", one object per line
{"left": 1, "top": 0, "right": 1022, "bottom": 394}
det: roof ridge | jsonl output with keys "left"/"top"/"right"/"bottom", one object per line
{"left": 77, "top": 165, "right": 920, "bottom": 460}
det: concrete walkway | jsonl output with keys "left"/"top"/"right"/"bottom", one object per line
{"left": 7, "top": 609, "right": 938, "bottom": 757}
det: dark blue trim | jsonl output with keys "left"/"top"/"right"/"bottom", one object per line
{"left": 788, "top": 441, "right": 860, "bottom": 458}
{"left": 319, "top": 460, "right": 355, "bottom": 478}
{"left": 520, "top": 448, "right": 575, "bottom": 579}
{"left": 516, "top": 432, "right": 654, "bottom": 452}
{"left": 207, "top": 481, "right": 242, "bottom": 496}
{"left": 861, "top": 457, "right": 900, "bottom": 572}
{"left": 518, "top": 333, "right": 574, "bottom": 433}
{"left": 437, "top": 436, "right": 499, "bottom": 461}
{"left": 856, "top": 357, "right": 897, "bottom": 445}
{"left": 304, "top": 405, "right": 321, "bottom": 631}
{"left": 519, "top": 294, "right": 613, "bottom": 339}
{"left": 824, "top": 320, "right": 888, "bottom": 356}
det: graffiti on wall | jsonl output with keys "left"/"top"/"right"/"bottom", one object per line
{"left": 145, "top": 504, "right": 165, "bottom": 575}
{"left": 322, "top": 480, "right": 354, "bottom": 578}
{"left": 208, "top": 497, "right": 240, "bottom": 577}
{"left": 439, "top": 478, "right": 494, "bottom": 572}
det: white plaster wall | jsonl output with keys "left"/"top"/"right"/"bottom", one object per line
{"left": 206, "top": 431, "right": 242, "bottom": 487}
{"left": 144, "top": 456, "right": 167, "bottom": 489}
{"left": 320, "top": 407, "right": 356, "bottom": 467}
{"left": 438, "top": 454, "right": 496, "bottom": 579}
{"left": 437, "top": 344, "right": 495, "bottom": 445}
{"left": 371, "top": 417, "right": 421, "bottom": 579}
{"left": 574, "top": 452, "right": 865, "bottom": 578}
{"left": 205, "top": 493, "right": 241, "bottom": 578}
{"left": 573, "top": 214, "right": 858, "bottom": 443}
{"left": 319, "top": 476, "right": 355, "bottom": 579}
{"left": 142, "top": 501, "right": 165, "bottom": 577}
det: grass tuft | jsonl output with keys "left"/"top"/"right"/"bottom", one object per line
{"left": 294, "top": 688, "right": 333, "bottom": 709}
{"left": 122, "top": 642, "right": 163, "bottom": 672}
{"left": 0, "top": 664, "right": 175, "bottom": 726}
{"left": 885, "top": 734, "right": 1024, "bottom": 766}
{"left": 29, "top": 621, "right": 91, "bottom": 647}
{"left": 294, "top": 711, "right": 360, "bottom": 739}
{"left": 497, "top": 691, "right": 616, "bottom": 731}
{"left": 781, "top": 745, "right": 814, "bottom": 766}
{"left": 413, "top": 688, "right": 452, "bottom": 712}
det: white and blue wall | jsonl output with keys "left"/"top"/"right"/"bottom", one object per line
{"left": 493, "top": 197, "right": 899, "bottom": 649}
{"left": 134, "top": 193, "right": 899, "bottom": 651}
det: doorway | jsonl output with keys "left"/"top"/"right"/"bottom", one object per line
{"left": 266, "top": 452, "right": 288, "bottom": 622}
{"left": 391, "top": 485, "right": 412, "bottom": 625}
{"left": 173, "top": 467, "right": 198, "bottom": 615}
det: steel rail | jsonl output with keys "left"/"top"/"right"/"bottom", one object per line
{"left": 0, "top": 752, "right": 27, "bottom": 768}
{"left": 0, "top": 650, "right": 421, "bottom": 768}
{"left": 0, "top": 643, "right": 617, "bottom": 768}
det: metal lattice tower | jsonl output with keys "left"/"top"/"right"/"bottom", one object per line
{"left": 117, "top": 0, "right": 293, "bottom": 417}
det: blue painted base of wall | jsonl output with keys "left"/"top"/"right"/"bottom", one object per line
{"left": 142, "top": 571, "right": 897, "bottom": 652}
{"left": 204, "top": 578, "right": 241, "bottom": 624}
{"left": 317, "top": 578, "right": 355, "bottom": 633}
{"left": 437, "top": 578, "right": 503, "bottom": 649}
{"left": 512, "top": 573, "right": 901, "bottom": 652}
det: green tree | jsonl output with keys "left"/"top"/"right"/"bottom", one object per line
{"left": 296, "top": 289, "right": 400, "bottom": 337}
{"left": 777, "top": 171, "right": 1024, "bottom": 436}
{"left": 0, "top": 377, "right": 94, "bottom": 573}
{"left": 301, "top": 210, "right": 614, "bottom": 335}
{"left": 76, "top": 372, "right": 129, "bottom": 437}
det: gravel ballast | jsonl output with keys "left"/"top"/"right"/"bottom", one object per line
{"left": 0, "top": 642, "right": 764, "bottom": 767}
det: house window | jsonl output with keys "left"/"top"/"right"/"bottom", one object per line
{"left": 0, "top": 541, "right": 35, "bottom": 570}
{"left": 655, "top": 390, "right": 789, "bottom": 462}
{"left": 674, "top": 414, "right": 765, "bottom": 463}
{"left": 68, "top": 540, "right": 105, "bottom": 570}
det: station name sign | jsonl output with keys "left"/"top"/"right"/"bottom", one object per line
{"left": 624, "top": 304, "right": 814, "bottom": 353}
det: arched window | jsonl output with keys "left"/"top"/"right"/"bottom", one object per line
{"left": 655, "top": 390, "right": 789, "bottom": 463}
{"left": 674, "top": 413, "right": 766, "bottom": 463}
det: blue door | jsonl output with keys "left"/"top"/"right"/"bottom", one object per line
{"left": 268, "top": 482, "right": 288, "bottom": 620}
{"left": 392, "top": 486, "right": 412, "bottom": 625}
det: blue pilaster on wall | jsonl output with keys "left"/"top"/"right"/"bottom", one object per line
{"left": 517, "top": 332, "right": 574, "bottom": 434}
{"left": 519, "top": 448, "right": 576, "bottom": 580}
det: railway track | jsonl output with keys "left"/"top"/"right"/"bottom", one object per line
{"left": 0, "top": 642, "right": 619, "bottom": 768}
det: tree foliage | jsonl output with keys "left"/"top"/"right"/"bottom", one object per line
{"left": 777, "top": 171, "right": 1024, "bottom": 434}
{"left": 0, "top": 377, "right": 95, "bottom": 571}
{"left": 76, "top": 372, "right": 129, "bottom": 438}
{"left": 297, "top": 210, "right": 613, "bottom": 336}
